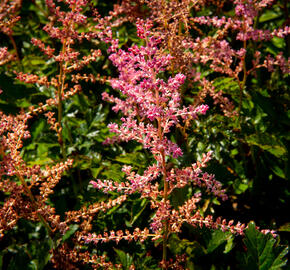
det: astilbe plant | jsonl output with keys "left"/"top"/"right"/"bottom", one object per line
{"left": 0, "top": 109, "right": 73, "bottom": 236}
{"left": 114, "top": 0, "right": 289, "bottom": 119}
{"left": 0, "top": 0, "right": 288, "bottom": 269}
{"left": 110, "top": 0, "right": 237, "bottom": 117}
{"left": 88, "top": 20, "right": 276, "bottom": 269}
{"left": 106, "top": 2, "right": 289, "bottom": 244}
{"left": 0, "top": 0, "right": 130, "bottom": 268}
{"left": 15, "top": 0, "right": 105, "bottom": 157}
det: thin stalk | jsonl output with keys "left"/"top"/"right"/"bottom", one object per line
{"left": 238, "top": 44, "right": 247, "bottom": 112}
{"left": 57, "top": 39, "right": 70, "bottom": 159}
{"left": 156, "top": 117, "right": 169, "bottom": 269}
{"left": 16, "top": 172, "right": 54, "bottom": 237}
{"left": 8, "top": 34, "right": 21, "bottom": 69}
{"left": 57, "top": 64, "right": 65, "bottom": 158}
{"left": 11, "top": 135, "right": 54, "bottom": 238}
{"left": 147, "top": 33, "right": 169, "bottom": 267}
{"left": 31, "top": 0, "right": 49, "bottom": 18}
{"left": 161, "top": 0, "right": 174, "bottom": 74}
{"left": 161, "top": 149, "right": 169, "bottom": 269}
{"left": 56, "top": 1, "right": 75, "bottom": 158}
{"left": 236, "top": 36, "right": 248, "bottom": 127}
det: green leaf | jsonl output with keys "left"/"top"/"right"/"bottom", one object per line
{"left": 102, "top": 163, "right": 124, "bottom": 181}
{"left": 278, "top": 223, "right": 290, "bottom": 232}
{"left": 259, "top": 10, "right": 282, "bottom": 23}
{"left": 245, "top": 134, "right": 286, "bottom": 157}
{"left": 239, "top": 222, "right": 288, "bottom": 270}
{"left": 61, "top": 224, "right": 79, "bottom": 242}
{"left": 271, "top": 37, "right": 285, "bottom": 50}
{"left": 168, "top": 234, "right": 206, "bottom": 257}
{"left": 6, "top": 248, "right": 32, "bottom": 270}
{"left": 206, "top": 230, "right": 234, "bottom": 254}
{"left": 74, "top": 94, "right": 90, "bottom": 112}
{"left": 271, "top": 165, "right": 286, "bottom": 179}
{"left": 171, "top": 186, "right": 188, "bottom": 208}
{"left": 31, "top": 119, "right": 46, "bottom": 141}
{"left": 115, "top": 152, "right": 146, "bottom": 167}
{"left": 129, "top": 198, "right": 148, "bottom": 226}
{"left": 233, "top": 179, "right": 249, "bottom": 194}
{"left": 91, "top": 166, "right": 104, "bottom": 178}
{"left": 114, "top": 248, "right": 134, "bottom": 270}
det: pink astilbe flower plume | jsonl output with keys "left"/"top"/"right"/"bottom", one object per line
{"left": 87, "top": 19, "right": 251, "bottom": 267}
{"left": 101, "top": 19, "right": 209, "bottom": 161}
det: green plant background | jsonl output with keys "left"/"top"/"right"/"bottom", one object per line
{"left": 0, "top": 0, "right": 289, "bottom": 269}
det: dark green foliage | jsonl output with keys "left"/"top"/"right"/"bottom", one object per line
{"left": 0, "top": 0, "right": 289, "bottom": 269}
{"left": 239, "top": 222, "right": 288, "bottom": 270}
{"left": 0, "top": 221, "right": 52, "bottom": 270}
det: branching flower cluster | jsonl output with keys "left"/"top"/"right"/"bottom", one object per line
{"left": 0, "top": 0, "right": 130, "bottom": 268}
{"left": 114, "top": 0, "right": 289, "bottom": 118}
{"left": 88, "top": 19, "right": 277, "bottom": 268}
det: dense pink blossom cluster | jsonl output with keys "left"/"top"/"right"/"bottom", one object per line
{"left": 87, "top": 19, "right": 251, "bottom": 259}
{"left": 0, "top": 47, "right": 15, "bottom": 65}
{"left": 0, "top": 0, "right": 21, "bottom": 35}
{"left": 102, "top": 21, "right": 209, "bottom": 162}
{"left": 86, "top": 12, "right": 281, "bottom": 266}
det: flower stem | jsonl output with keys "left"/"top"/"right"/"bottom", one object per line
{"left": 161, "top": 150, "right": 169, "bottom": 269}
{"left": 57, "top": 65, "right": 65, "bottom": 158}
{"left": 16, "top": 172, "right": 54, "bottom": 237}
{"left": 57, "top": 39, "right": 70, "bottom": 159}
{"left": 236, "top": 38, "right": 247, "bottom": 127}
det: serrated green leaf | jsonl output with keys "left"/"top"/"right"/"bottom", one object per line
{"left": 115, "top": 152, "right": 146, "bottom": 167}
{"left": 239, "top": 222, "right": 288, "bottom": 270}
{"left": 31, "top": 119, "right": 45, "bottom": 141}
{"left": 91, "top": 166, "right": 104, "bottom": 178}
{"left": 224, "top": 236, "right": 234, "bottom": 254}
{"left": 206, "top": 230, "right": 234, "bottom": 254}
{"left": 102, "top": 163, "right": 124, "bottom": 181}
{"left": 168, "top": 234, "right": 206, "bottom": 256}
{"left": 114, "top": 248, "right": 133, "bottom": 270}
